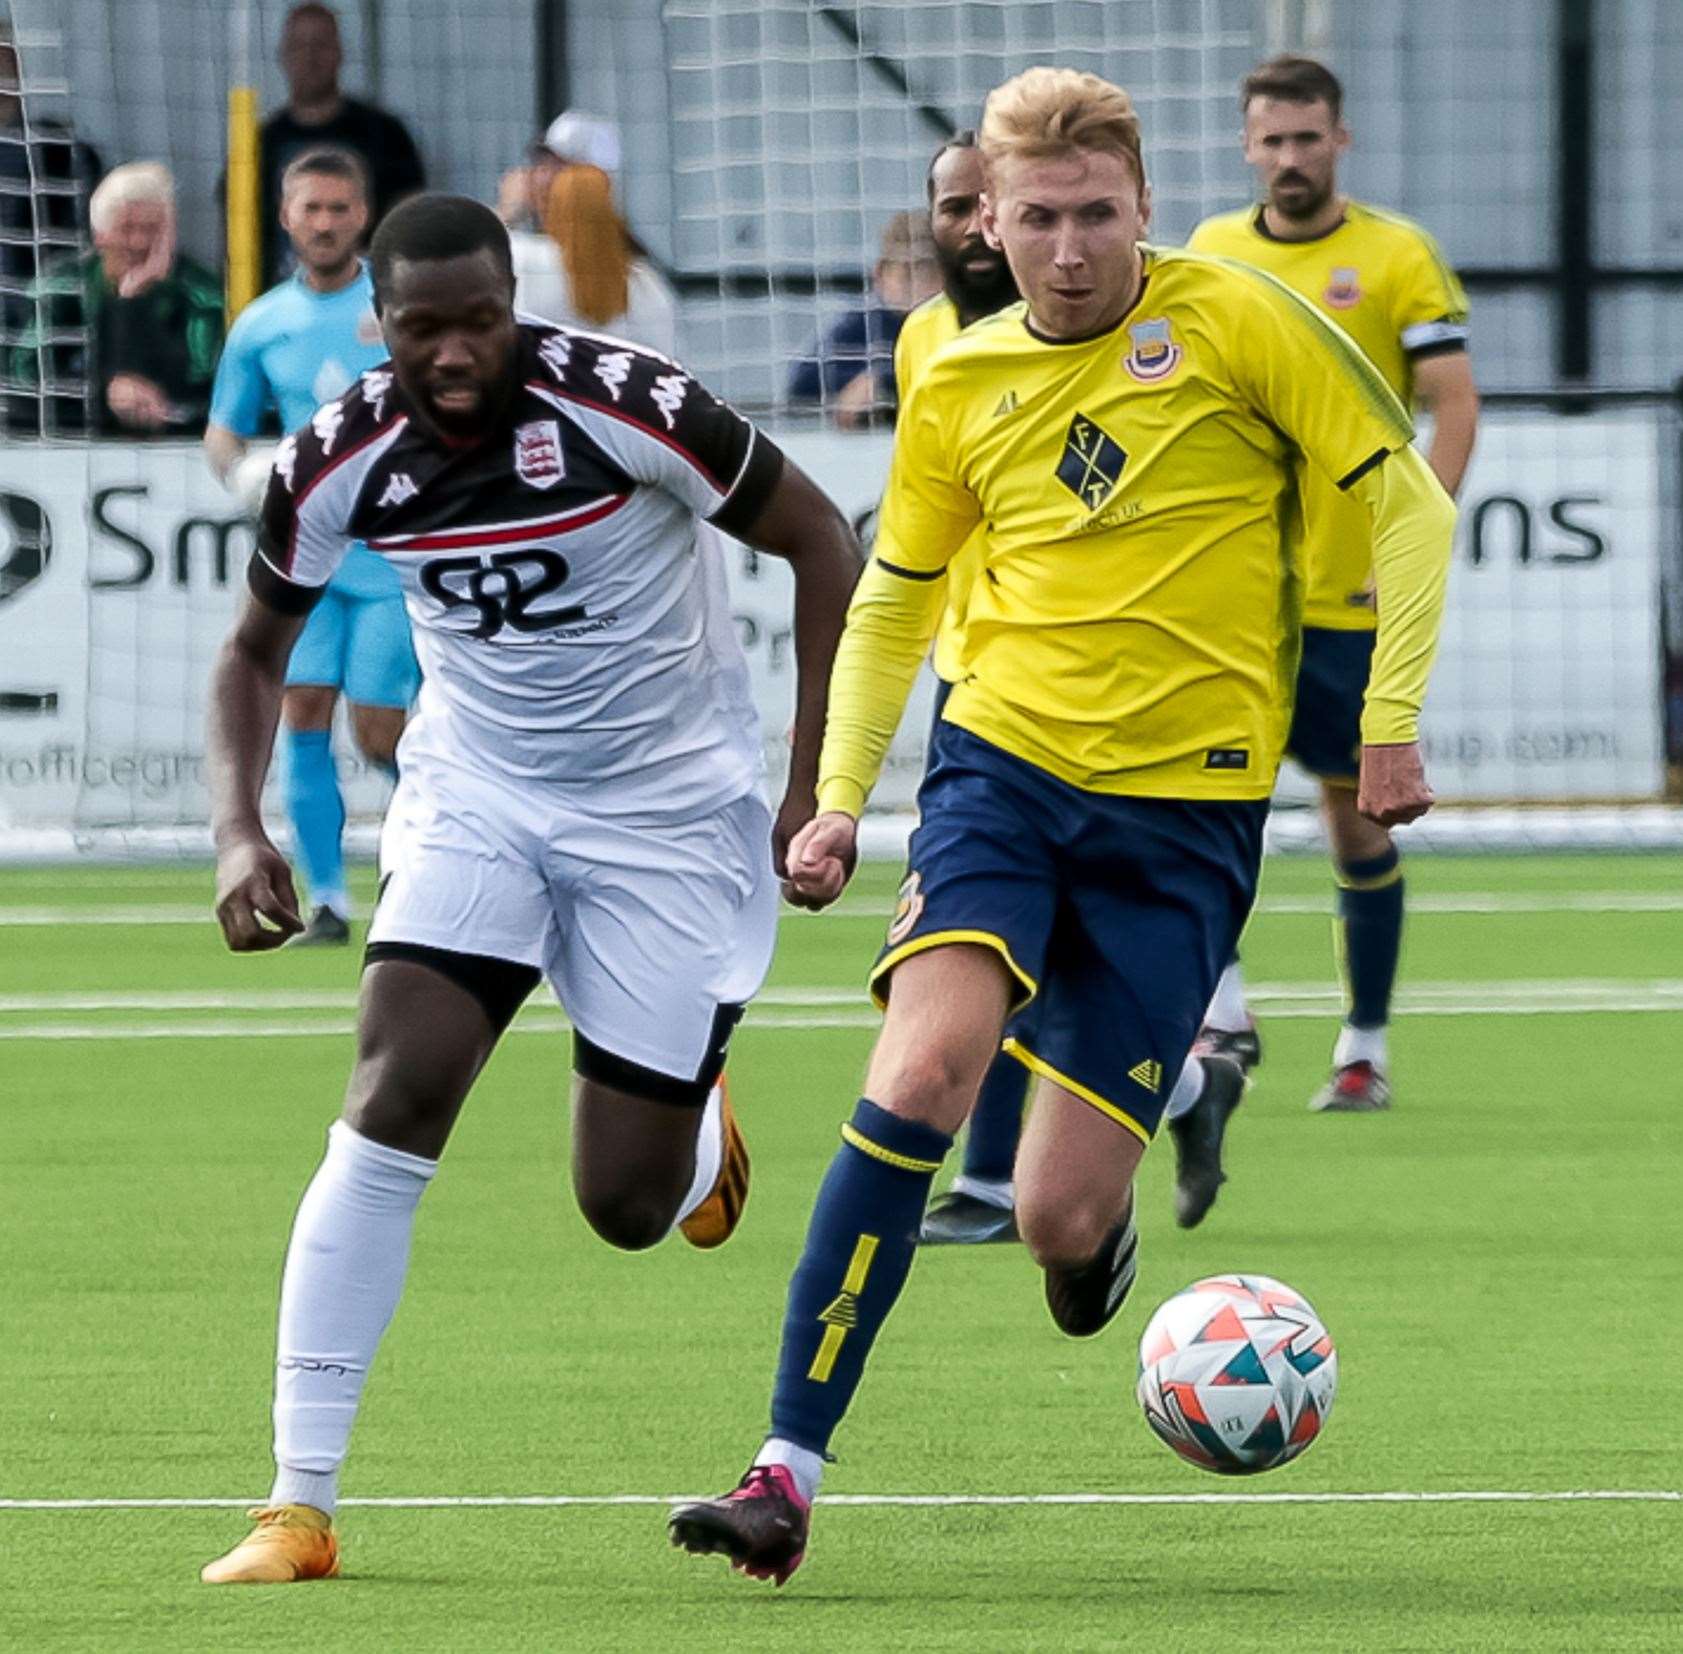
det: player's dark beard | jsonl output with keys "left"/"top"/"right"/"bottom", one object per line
{"left": 1271, "top": 171, "right": 1333, "bottom": 222}
{"left": 938, "top": 239, "right": 1018, "bottom": 321}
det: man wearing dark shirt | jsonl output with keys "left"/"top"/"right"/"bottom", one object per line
{"left": 258, "top": 3, "right": 424, "bottom": 284}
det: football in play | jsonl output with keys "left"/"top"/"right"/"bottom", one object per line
{"left": 1136, "top": 1274, "right": 1337, "bottom": 1475}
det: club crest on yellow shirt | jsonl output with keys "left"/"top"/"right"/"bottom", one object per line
{"left": 1324, "top": 267, "right": 1363, "bottom": 309}
{"left": 1122, "top": 317, "right": 1182, "bottom": 383}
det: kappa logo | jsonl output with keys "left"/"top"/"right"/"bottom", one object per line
{"left": 538, "top": 333, "right": 572, "bottom": 379}
{"left": 886, "top": 870, "right": 925, "bottom": 946}
{"left": 311, "top": 400, "right": 345, "bottom": 455}
{"left": 274, "top": 435, "right": 299, "bottom": 492}
{"left": 1127, "top": 1058, "right": 1163, "bottom": 1093}
{"left": 650, "top": 371, "right": 689, "bottom": 430}
{"left": 1122, "top": 316, "right": 1182, "bottom": 383}
{"left": 514, "top": 421, "right": 565, "bottom": 489}
{"left": 361, "top": 367, "right": 394, "bottom": 420}
{"left": 377, "top": 471, "right": 419, "bottom": 509}
{"left": 993, "top": 390, "right": 1019, "bottom": 418}
{"left": 1324, "top": 266, "right": 1363, "bottom": 310}
{"left": 1055, "top": 414, "right": 1128, "bottom": 511}
{"left": 593, "top": 350, "right": 634, "bottom": 402}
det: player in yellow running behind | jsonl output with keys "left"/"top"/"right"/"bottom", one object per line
{"left": 1188, "top": 55, "right": 1480, "bottom": 1113}
{"left": 669, "top": 66, "right": 1456, "bottom": 1585}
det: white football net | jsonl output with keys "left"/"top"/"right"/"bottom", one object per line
{"left": 0, "top": 0, "right": 1678, "bottom": 856}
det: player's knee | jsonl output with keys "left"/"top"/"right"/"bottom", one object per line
{"left": 869, "top": 1045, "right": 981, "bottom": 1128}
{"left": 1019, "top": 1195, "right": 1120, "bottom": 1272}
{"left": 350, "top": 708, "right": 403, "bottom": 769}
{"left": 577, "top": 1185, "right": 678, "bottom": 1252}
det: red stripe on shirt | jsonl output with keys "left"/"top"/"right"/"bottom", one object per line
{"left": 372, "top": 493, "right": 629, "bottom": 552}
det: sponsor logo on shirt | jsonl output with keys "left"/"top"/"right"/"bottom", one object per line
{"left": 377, "top": 472, "right": 419, "bottom": 509}
{"left": 361, "top": 368, "right": 394, "bottom": 420}
{"left": 593, "top": 350, "right": 634, "bottom": 402}
{"left": 1122, "top": 317, "right": 1182, "bottom": 383}
{"left": 1324, "top": 266, "right": 1362, "bottom": 309}
{"left": 514, "top": 421, "right": 566, "bottom": 490}
{"left": 1055, "top": 414, "right": 1128, "bottom": 511}
{"left": 311, "top": 401, "right": 345, "bottom": 455}
{"left": 539, "top": 333, "right": 572, "bottom": 379}
{"left": 650, "top": 372, "right": 689, "bottom": 430}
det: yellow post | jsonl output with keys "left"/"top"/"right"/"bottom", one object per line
{"left": 225, "top": 84, "right": 261, "bottom": 320}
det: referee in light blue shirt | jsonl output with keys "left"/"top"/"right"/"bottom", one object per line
{"left": 206, "top": 146, "right": 419, "bottom": 946}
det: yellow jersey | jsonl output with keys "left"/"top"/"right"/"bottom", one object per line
{"left": 1188, "top": 200, "right": 1469, "bottom": 629}
{"left": 893, "top": 292, "right": 973, "bottom": 683}
{"left": 817, "top": 244, "right": 1455, "bottom": 812}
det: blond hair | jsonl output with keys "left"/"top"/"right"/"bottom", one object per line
{"left": 980, "top": 67, "right": 1145, "bottom": 185}
{"left": 541, "top": 164, "right": 631, "bottom": 327}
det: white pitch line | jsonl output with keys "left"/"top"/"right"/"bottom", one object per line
{"left": 5, "top": 980, "right": 1680, "bottom": 1016}
{"left": 6, "top": 992, "right": 1683, "bottom": 1041}
{"left": 3, "top": 892, "right": 1682, "bottom": 927}
{"left": 1, "top": 1490, "right": 1676, "bottom": 1513}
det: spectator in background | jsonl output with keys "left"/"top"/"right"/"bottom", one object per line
{"left": 9, "top": 161, "right": 222, "bottom": 436}
{"left": 787, "top": 210, "right": 941, "bottom": 428}
{"left": 495, "top": 111, "right": 677, "bottom": 356}
{"left": 258, "top": 2, "right": 424, "bottom": 284}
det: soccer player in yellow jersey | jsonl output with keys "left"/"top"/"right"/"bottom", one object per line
{"left": 1188, "top": 55, "right": 1480, "bottom": 1113}
{"left": 670, "top": 68, "right": 1455, "bottom": 1584}
{"left": 897, "top": 131, "right": 1038, "bottom": 1247}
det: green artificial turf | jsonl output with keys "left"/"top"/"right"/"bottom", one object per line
{"left": 2, "top": 855, "right": 1679, "bottom": 1651}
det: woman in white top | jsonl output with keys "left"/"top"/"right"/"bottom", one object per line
{"left": 498, "top": 149, "right": 677, "bottom": 357}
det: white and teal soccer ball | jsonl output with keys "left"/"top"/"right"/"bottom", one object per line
{"left": 1136, "top": 1274, "right": 1338, "bottom": 1475}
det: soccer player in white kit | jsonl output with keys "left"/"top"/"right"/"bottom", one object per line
{"left": 200, "top": 194, "right": 862, "bottom": 1584}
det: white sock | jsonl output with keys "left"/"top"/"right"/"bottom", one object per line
{"left": 1334, "top": 1023, "right": 1389, "bottom": 1072}
{"left": 755, "top": 1436, "right": 824, "bottom": 1505}
{"left": 671, "top": 1082, "right": 724, "bottom": 1229}
{"left": 1162, "top": 1055, "right": 1207, "bottom": 1122}
{"left": 309, "top": 888, "right": 351, "bottom": 920}
{"left": 951, "top": 1174, "right": 1013, "bottom": 1210}
{"left": 1204, "top": 961, "right": 1250, "bottom": 1032}
{"left": 269, "top": 1120, "right": 437, "bottom": 1516}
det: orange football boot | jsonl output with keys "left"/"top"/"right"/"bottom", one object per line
{"left": 678, "top": 1079, "right": 750, "bottom": 1249}
{"left": 200, "top": 1504, "right": 340, "bottom": 1584}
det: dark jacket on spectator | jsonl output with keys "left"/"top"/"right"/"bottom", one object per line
{"left": 258, "top": 98, "right": 424, "bottom": 283}
{"left": 8, "top": 248, "right": 224, "bottom": 436}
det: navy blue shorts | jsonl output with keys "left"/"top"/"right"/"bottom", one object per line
{"left": 1286, "top": 626, "right": 1374, "bottom": 783}
{"left": 874, "top": 722, "right": 1267, "bottom": 1142}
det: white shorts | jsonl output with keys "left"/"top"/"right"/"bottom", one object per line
{"left": 369, "top": 747, "right": 778, "bottom": 1083}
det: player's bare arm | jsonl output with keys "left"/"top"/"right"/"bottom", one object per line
{"left": 208, "top": 588, "right": 310, "bottom": 950}
{"left": 1413, "top": 349, "right": 1480, "bottom": 498}
{"left": 732, "top": 462, "right": 863, "bottom": 883}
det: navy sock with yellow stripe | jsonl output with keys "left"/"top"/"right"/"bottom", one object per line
{"left": 1337, "top": 846, "right": 1404, "bottom": 1030}
{"left": 769, "top": 1098, "right": 952, "bottom": 1455}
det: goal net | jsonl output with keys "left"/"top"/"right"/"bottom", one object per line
{"left": 0, "top": 0, "right": 1678, "bottom": 857}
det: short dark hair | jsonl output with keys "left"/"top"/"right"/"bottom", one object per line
{"left": 280, "top": 144, "right": 369, "bottom": 203}
{"left": 926, "top": 128, "right": 978, "bottom": 201}
{"left": 369, "top": 192, "right": 515, "bottom": 307}
{"left": 1240, "top": 55, "right": 1344, "bottom": 123}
